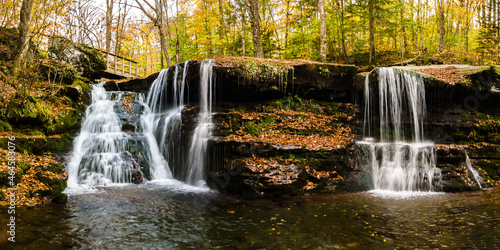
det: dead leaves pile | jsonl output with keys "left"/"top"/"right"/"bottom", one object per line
{"left": 0, "top": 148, "right": 66, "bottom": 206}
{"left": 244, "top": 156, "right": 301, "bottom": 185}
{"left": 222, "top": 107, "right": 354, "bottom": 150}
{"left": 415, "top": 66, "right": 465, "bottom": 84}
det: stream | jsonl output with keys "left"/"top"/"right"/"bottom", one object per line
{"left": 1, "top": 184, "right": 499, "bottom": 249}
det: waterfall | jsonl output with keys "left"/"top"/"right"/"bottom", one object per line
{"left": 186, "top": 59, "right": 215, "bottom": 186}
{"left": 146, "top": 62, "right": 189, "bottom": 179}
{"left": 66, "top": 83, "right": 170, "bottom": 188}
{"left": 465, "top": 154, "right": 484, "bottom": 188}
{"left": 358, "top": 68, "right": 442, "bottom": 192}
{"left": 67, "top": 60, "right": 215, "bottom": 189}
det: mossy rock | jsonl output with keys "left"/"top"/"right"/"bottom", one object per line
{"left": 46, "top": 135, "right": 73, "bottom": 153}
{"left": 476, "top": 159, "right": 500, "bottom": 181}
{"left": 46, "top": 108, "right": 80, "bottom": 135}
{"left": 7, "top": 98, "right": 53, "bottom": 126}
{"left": 48, "top": 36, "right": 106, "bottom": 78}
{"left": 0, "top": 120, "right": 12, "bottom": 132}
{"left": 38, "top": 59, "right": 77, "bottom": 85}
{"left": 51, "top": 193, "right": 67, "bottom": 203}
{"left": 0, "top": 27, "right": 19, "bottom": 61}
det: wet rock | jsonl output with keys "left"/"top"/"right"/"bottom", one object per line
{"left": 104, "top": 80, "right": 119, "bottom": 91}
{"left": 206, "top": 139, "right": 363, "bottom": 198}
{"left": 131, "top": 169, "right": 143, "bottom": 184}
{"left": 51, "top": 193, "right": 67, "bottom": 204}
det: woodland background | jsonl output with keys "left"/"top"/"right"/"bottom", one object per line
{"left": 1, "top": 0, "right": 500, "bottom": 75}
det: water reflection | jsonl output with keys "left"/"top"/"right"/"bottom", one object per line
{"left": 1, "top": 185, "right": 499, "bottom": 249}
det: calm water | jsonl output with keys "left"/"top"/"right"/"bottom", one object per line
{"left": 1, "top": 183, "right": 499, "bottom": 249}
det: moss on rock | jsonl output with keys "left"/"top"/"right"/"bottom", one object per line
{"left": 48, "top": 36, "right": 106, "bottom": 78}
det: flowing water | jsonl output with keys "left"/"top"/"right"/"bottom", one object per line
{"left": 358, "top": 68, "right": 442, "bottom": 192}
{"left": 1, "top": 185, "right": 499, "bottom": 248}
{"left": 67, "top": 60, "right": 213, "bottom": 188}
{"left": 465, "top": 154, "right": 484, "bottom": 189}
{"left": 186, "top": 59, "right": 215, "bottom": 186}
{"left": 27, "top": 65, "right": 498, "bottom": 249}
{"left": 66, "top": 83, "right": 169, "bottom": 189}
{"left": 145, "top": 62, "right": 189, "bottom": 181}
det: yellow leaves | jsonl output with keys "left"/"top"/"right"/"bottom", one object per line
{"left": 0, "top": 148, "right": 66, "bottom": 206}
{"left": 227, "top": 210, "right": 236, "bottom": 214}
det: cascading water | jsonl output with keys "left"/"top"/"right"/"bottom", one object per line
{"left": 66, "top": 83, "right": 170, "bottom": 188}
{"left": 465, "top": 154, "right": 484, "bottom": 188}
{"left": 146, "top": 61, "right": 189, "bottom": 179}
{"left": 186, "top": 59, "right": 215, "bottom": 186}
{"left": 357, "top": 67, "right": 442, "bottom": 192}
{"left": 67, "top": 60, "right": 215, "bottom": 189}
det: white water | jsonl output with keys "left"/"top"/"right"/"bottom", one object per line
{"left": 146, "top": 62, "right": 189, "bottom": 178}
{"left": 358, "top": 68, "right": 442, "bottom": 192}
{"left": 67, "top": 60, "right": 215, "bottom": 190}
{"left": 66, "top": 83, "right": 170, "bottom": 190}
{"left": 465, "top": 154, "right": 484, "bottom": 188}
{"left": 186, "top": 59, "right": 215, "bottom": 186}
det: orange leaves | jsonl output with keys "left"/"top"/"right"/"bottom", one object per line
{"left": 222, "top": 103, "right": 354, "bottom": 150}
{"left": 226, "top": 131, "right": 353, "bottom": 150}
{"left": 0, "top": 148, "right": 67, "bottom": 206}
{"left": 243, "top": 156, "right": 301, "bottom": 185}
{"left": 119, "top": 92, "right": 136, "bottom": 114}
{"left": 414, "top": 66, "right": 464, "bottom": 85}
{"left": 303, "top": 181, "right": 317, "bottom": 190}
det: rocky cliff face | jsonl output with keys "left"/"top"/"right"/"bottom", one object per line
{"left": 0, "top": 28, "right": 96, "bottom": 205}
{"left": 113, "top": 61, "right": 500, "bottom": 197}
{"left": 354, "top": 65, "right": 500, "bottom": 191}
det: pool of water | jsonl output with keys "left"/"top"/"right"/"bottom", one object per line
{"left": 1, "top": 184, "right": 499, "bottom": 249}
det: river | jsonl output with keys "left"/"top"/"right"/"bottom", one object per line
{"left": 1, "top": 183, "right": 499, "bottom": 249}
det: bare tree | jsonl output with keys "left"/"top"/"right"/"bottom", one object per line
{"left": 106, "top": 0, "right": 114, "bottom": 52}
{"left": 135, "top": 0, "right": 172, "bottom": 68}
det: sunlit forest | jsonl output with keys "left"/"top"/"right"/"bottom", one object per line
{"left": 1, "top": 0, "right": 499, "bottom": 75}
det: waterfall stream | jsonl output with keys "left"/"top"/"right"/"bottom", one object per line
{"left": 358, "top": 68, "right": 442, "bottom": 192}
{"left": 465, "top": 154, "right": 484, "bottom": 189}
{"left": 66, "top": 60, "right": 214, "bottom": 189}
{"left": 186, "top": 59, "right": 215, "bottom": 186}
{"left": 66, "top": 83, "right": 169, "bottom": 188}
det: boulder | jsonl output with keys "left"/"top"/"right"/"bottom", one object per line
{"left": 64, "top": 85, "right": 82, "bottom": 100}
{"left": 48, "top": 36, "right": 106, "bottom": 78}
{"left": 38, "top": 59, "right": 76, "bottom": 85}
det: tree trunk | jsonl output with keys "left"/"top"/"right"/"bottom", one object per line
{"left": 218, "top": 0, "right": 229, "bottom": 55}
{"left": 438, "top": 0, "right": 444, "bottom": 52}
{"left": 242, "top": 14, "right": 246, "bottom": 56}
{"left": 368, "top": 0, "right": 375, "bottom": 64}
{"left": 318, "top": 0, "right": 327, "bottom": 62}
{"left": 12, "top": 0, "right": 35, "bottom": 76}
{"left": 400, "top": 0, "right": 407, "bottom": 59}
{"left": 338, "top": 0, "right": 349, "bottom": 63}
{"left": 285, "top": 0, "right": 290, "bottom": 57}
{"left": 158, "top": 26, "right": 170, "bottom": 68}
{"left": 247, "top": 0, "right": 264, "bottom": 58}
{"left": 415, "top": 0, "right": 420, "bottom": 51}
{"left": 106, "top": 0, "right": 113, "bottom": 52}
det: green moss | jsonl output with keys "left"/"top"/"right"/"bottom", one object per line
{"left": 38, "top": 59, "right": 77, "bottom": 85}
{"left": 46, "top": 108, "right": 80, "bottom": 135}
{"left": 243, "top": 115, "right": 276, "bottom": 135}
{"left": 78, "top": 45, "right": 107, "bottom": 74}
{"left": 0, "top": 120, "right": 12, "bottom": 132}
